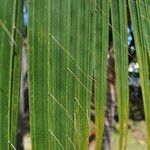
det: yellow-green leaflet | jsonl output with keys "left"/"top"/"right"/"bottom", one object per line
{"left": 128, "top": 0, "right": 150, "bottom": 149}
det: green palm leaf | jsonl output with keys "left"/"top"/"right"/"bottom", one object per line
{"left": 27, "top": 0, "right": 49, "bottom": 149}
{"left": 0, "top": 0, "right": 22, "bottom": 149}
{"left": 110, "top": 0, "right": 129, "bottom": 149}
{"left": 0, "top": 0, "right": 22, "bottom": 150}
{"left": 128, "top": 0, "right": 150, "bottom": 149}
{"left": 48, "top": 0, "right": 68, "bottom": 149}
{"left": 93, "top": 1, "right": 109, "bottom": 149}
{"left": 10, "top": 0, "right": 23, "bottom": 149}
{"left": 26, "top": 0, "right": 150, "bottom": 150}
{"left": 75, "top": 0, "right": 92, "bottom": 149}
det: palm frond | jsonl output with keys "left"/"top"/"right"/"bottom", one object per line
{"left": 10, "top": 0, "right": 23, "bottom": 148}
{"left": 75, "top": 0, "right": 92, "bottom": 149}
{"left": 128, "top": 0, "right": 150, "bottom": 148}
{"left": 110, "top": 0, "right": 129, "bottom": 149}
{"left": 0, "top": 0, "right": 22, "bottom": 149}
{"left": 27, "top": 0, "right": 49, "bottom": 149}
{"left": 93, "top": 1, "right": 110, "bottom": 149}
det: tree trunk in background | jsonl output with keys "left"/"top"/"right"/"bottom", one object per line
{"left": 102, "top": 46, "right": 116, "bottom": 150}
{"left": 89, "top": 45, "right": 116, "bottom": 150}
{"left": 17, "top": 41, "right": 29, "bottom": 150}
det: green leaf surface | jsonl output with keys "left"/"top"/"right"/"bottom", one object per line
{"left": 27, "top": 0, "right": 49, "bottom": 149}
{"left": 92, "top": 1, "right": 109, "bottom": 149}
{"left": 128, "top": 0, "right": 150, "bottom": 149}
{"left": 10, "top": 0, "right": 23, "bottom": 149}
{"left": 48, "top": 0, "right": 68, "bottom": 149}
{"left": 110, "top": 0, "right": 129, "bottom": 149}
{"left": 0, "top": 0, "right": 22, "bottom": 149}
